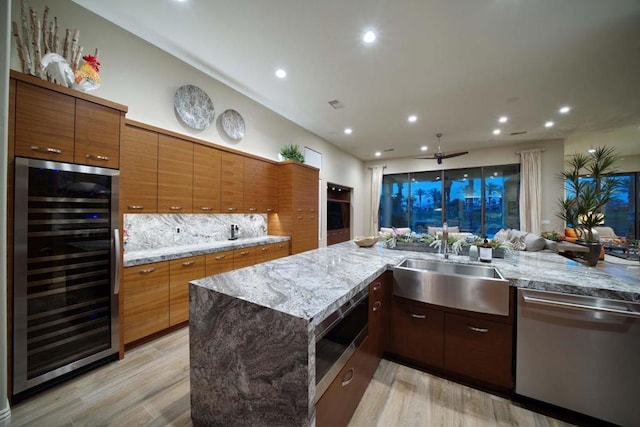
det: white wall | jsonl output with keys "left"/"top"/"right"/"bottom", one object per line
{"left": 363, "top": 139, "right": 566, "bottom": 233}
{"left": 564, "top": 125, "right": 640, "bottom": 173}
{"left": 9, "top": 0, "right": 367, "bottom": 244}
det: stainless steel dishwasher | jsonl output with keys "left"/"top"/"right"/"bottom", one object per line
{"left": 516, "top": 289, "right": 640, "bottom": 427}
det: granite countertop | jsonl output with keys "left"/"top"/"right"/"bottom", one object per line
{"left": 123, "top": 235, "right": 291, "bottom": 267}
{"left": 191, "top": 241, "right": 640, "bottom": 327}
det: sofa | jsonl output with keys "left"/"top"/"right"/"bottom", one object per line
{"left": 493, "top": 228, "right": 557, "bottom": 252}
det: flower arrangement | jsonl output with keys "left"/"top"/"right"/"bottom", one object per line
{"left": 541, "top": 231, "right": 562, "bottom": 242}
{"left": 279, "top": 144, "right": 305, "bottom": 162}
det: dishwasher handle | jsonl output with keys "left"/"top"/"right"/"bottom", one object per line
{"left": 522, "top": 293, "right": 640, "bottom": 319}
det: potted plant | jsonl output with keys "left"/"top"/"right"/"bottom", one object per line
{"left": 279, "top": 144, "right": 305, "bottom": 163}
{"left": 557, "top": 146, "right": 621, "bottom": 266}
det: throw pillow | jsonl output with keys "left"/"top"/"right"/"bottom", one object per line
{"left": 564, "top": 227, "right": 577, "bottom": 238}
{"left": 524, "top": 233, "right": 546, "bottom": 251}
{"left": 510, "top": 234, "right": 527, "bottom": 251}
{"left": 493, "top": 229, "right": 510, "bottom": 242}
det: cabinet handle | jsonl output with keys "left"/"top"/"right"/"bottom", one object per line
{"left": 261, "top": 247, "right": 269, "bottom": 252}
{"left": 201, "top": 207, "right": 213, "bottom": 211}
{"left": 240, "top": 251, "right": 249, "bottom": 256}
{"left": 467, "top": 325, "right": 489, "bottom": 333}
{"left": 228, "top": 207, "right": 238, "bottom": 212}
{"left": 170, "top": 206, "right": 183, "bottom": 211}
{"left": 309, "top": 208, "right": 315, "bottom": 213}
{"left": 266, "top": 209, "right": 274, "bottom": 212}
{"left": 278, "top": 244, "right": 286, "bottom": 248}
{"left": 372, "top": 301, "right": 382, "bottom": 312}
{"left": 139, "top": 268, "right": 156, "bottom": 274}
{"left": 182, "top": 261, "right": 195, "bottom": 267}
{"left": 341, "top": 368, "right": 355, "bottom": 387}
{"left": 31, "top": 145, "right": 61, "bottom": 154}
{"left": 309, "top": 216, "right": 315, "bottom": 220}
{"left": 372, "top": 282, "right": 382, "bottom": 291}
{"left": 215, "top": 255, "right": 226, "bottom": 260}
{"left": 249, "top": 207, "right": 257, "bottom": 212}
{"left": 85, "top": 154, "right": 109, "bottom": 161}
{"left": 297, "top": 208, "right": 303, "bottom": 212}
{"left": 297, "top": 216, "right": 303, "bottom": 220}
{"left": 128, "top": 205, "right": 145, "bottom": 210}
{"left": 409, "top": 313, "right": 426, "bottom": 319}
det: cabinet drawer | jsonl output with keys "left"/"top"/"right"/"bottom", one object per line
{"left": 233, "top": 246, "right": 257, "bottom": 269}
{"left": 123, "top": 262, "right": 170, "bottom": 344}
{"left": 169, "top": 256, "right": 205, "bottom": 326}
{"left": 444, "top": 312, "right": 513, "bottom": 388}
{"left": 390, "top": 297, "right": 444, "bottom": 368}
{"left": 205, "top": 250, "right": 234, "bottom": 276}
{"left": 316, "top": 337, "right": 374, "bottom": 427}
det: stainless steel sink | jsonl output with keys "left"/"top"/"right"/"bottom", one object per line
{"left": 393, "top": 258, "right": 510, "bottom": 316}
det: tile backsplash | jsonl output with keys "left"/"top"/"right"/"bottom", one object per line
{"left": 124, "top": 214, "right": 268, "bottom": 251}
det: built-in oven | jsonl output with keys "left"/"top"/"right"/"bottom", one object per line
{"left": 315, "top": 287, "right": 368, "bottom": 400}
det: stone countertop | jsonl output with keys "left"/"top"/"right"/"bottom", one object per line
{"left": 191, "top": 241, "right": 640, "bottom": 327}
{"left": 123, "top": 235, "right": 291, "bottom": 267}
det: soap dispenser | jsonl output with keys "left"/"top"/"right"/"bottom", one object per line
{"left": 469, "top": 244, "right": 478, "bottom": 261}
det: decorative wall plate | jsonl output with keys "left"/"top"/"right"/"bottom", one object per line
{"left": 220, "top": 109, "right": 246, "bottom": 141}
{"left": 174, "top": 85, "right": 215, "bottom": 130}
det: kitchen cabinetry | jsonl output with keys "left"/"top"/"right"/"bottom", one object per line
{"left": 205, "top": 250, "right": 235, "bottom": 276}
{"left": 255, "top": 241, "right": 290, "bottom": 264}
{"left": 220, "top": 152, "right": 244, "bottom": 213}
{"left": 12, "top": 72, "right": 126, "bottom": 167}
{"left": 243, "top": 157, "right": 262, "bottom": 213}
{"left": 261, "top": 162, "right": 279, "bottom": 213}
{"left": 120, "top": 124, "right": 158, "bottom": 213}
{"left": 368, "top": 271, "right": 390, "bottom": 361}
{"left": 193, "top": 144, "right": 221, "bottom": 213}
{"left": 169, "top": 256, "right": 206, "bottom": 326}
{"left": 389, "top": 291, "right": 515, "bottom": 391}
{"left": 269, "top": 162, "right": 319, "bottom": 254}
{"left": 233, "top": 246, "right": 257, "bottom": 269}
{"left": 123, "top": 261, "right": 170, "bottom": 344}
{"left": 158, "top": 135, "right": 193, "bottom": 213}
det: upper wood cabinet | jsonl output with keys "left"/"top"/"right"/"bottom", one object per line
{"left": 12, "top": 72, "right": 126, "bottom": 167}
{"left": 243, "top": 157, "right": 262, "bottom": 213}
{"left": 158, "top": 135, "right": 193, "bottom": 213}
{"left": 261, "top": 162, "right": 279, "bottom": 213}
{"left": 193, "top": 144, "right": 221, "bottom": 213}
{"left": 120, "top": 125, "right": 159, "bottom": 213}
{"left": 220, "top": 152, "right": 244, "bottom": 213}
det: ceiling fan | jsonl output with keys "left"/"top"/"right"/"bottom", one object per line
{"left": 417, "top": 133, "right": 468, "bottom": 164}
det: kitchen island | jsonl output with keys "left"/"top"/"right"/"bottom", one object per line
{"left": 188, "top": 241, "right": 640, "bottom": 426}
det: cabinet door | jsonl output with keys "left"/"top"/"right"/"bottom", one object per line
{"left": 233, "top": 246, "right": 257, "bottom": 269}
{"left": 262, "top": 162, "right": 279, "bottom": 213}
{"left": 158, "top": 135, "right": 193, "bottom": 213}
{"left": 193, "top": 144, "right": 221, "bottom": 213}
{"left": 120, "top": 126, "right": 158, "bottom": 213}
{"left": 123, "top": 262, "right": 169, "bottom": 344}
{"left": 220, "top": 152, "right": 244, "bottom": 213}
{"left": 74, "top": 99, "right": 121, "bottom": 169}
{"left": 368, "top": 272, "right": 390, "bottom": 360}
{"left": 273, "top": 241, "right": 290, "bottom": 259}
{"left": 14, "top": 81, "right": 75, "bottom": 162}
{"left": 444, "top": 312, "right": 513, "bottom": 389}
{"left": 169, "top": 256, "right": 205, "bottom": 326}
{"left": 390, "top": 297, "right": 444, "bottom": 368}
{"left": 205, "top": 250, "right": 234, "bottom": 276}
{"left": 243, "top": 157, "right": 263, "bottom": 213}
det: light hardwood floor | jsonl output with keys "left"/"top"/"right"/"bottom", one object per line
{"left": 2, "top": 327, "right": 573, "bottom": 427}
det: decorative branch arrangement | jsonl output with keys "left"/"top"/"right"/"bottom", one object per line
{"left": 12, "top": 0, "right": 101, "bottom": 91}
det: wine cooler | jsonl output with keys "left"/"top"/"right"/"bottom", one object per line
{"left": 13, "top": 157, "right": 120, "bottom": 399}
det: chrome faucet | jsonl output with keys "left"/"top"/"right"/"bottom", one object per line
{"left": 442, "top": 222, "right": 449, "bottom": 259}
{"left": 229, "top": 224, "right": 239, "bottom": 240}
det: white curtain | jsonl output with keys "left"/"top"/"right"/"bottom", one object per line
{"left": 369, "top": 166, "right": 385, "bottom": 235}
{"left": 519, "top": 149, "right": 543, "bottom": 234}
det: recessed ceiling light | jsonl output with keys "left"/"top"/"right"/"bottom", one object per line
{"left": 463, "top": 173, "right": 468, "bottom": 178}
{"left": 545, "top": 121, "right": 554, "bottom": 128}
{"left": 275, "top": 69, "right": 287, "bottom": 78}
{"left": 493, "top": 172, "right": 498, "bottom": 176}
{"left": 363, "top": 30, "right": 376, "bottom": 44}
{"left": 588, "top": 148, "right": 596, "bottom": 153}
{"left": 498, "top": 116, "right": 508, "bottom": 123}
{"left": 344, "top": 128, "right": 352, "bottom": 135}
{"left": 493, "top": 129, "right": 501, "bottom": 135}
{"left": 421, "top": 146, "right": 427, "bottom": 151}
{"left": 408, "top": 115, "right": 418, "bottom": 123}
{"left": 374, "top": 151, "right": 381, "bottom": 157}
{"left": 559, "top": 106, "right": 571, "bottom": 114}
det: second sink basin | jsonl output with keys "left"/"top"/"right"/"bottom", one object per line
{"left": 393, "top": 258, "right": 510, "bottom": 316}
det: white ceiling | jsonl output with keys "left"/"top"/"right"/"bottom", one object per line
{"left": 74, "top": 0, "right": 640, "bottom": 161}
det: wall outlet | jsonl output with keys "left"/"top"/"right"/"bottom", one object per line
{"left": 176, "top": 227, "right": 181, "bottom": 234}
{"left": 541, "top": 219, "right": 550, "bottom": 225}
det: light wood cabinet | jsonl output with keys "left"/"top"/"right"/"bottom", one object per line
{"left": 243, "top": 157, "right": 262, "bottom": 213}
{"left": 255, "top": 241, "right": 290, "bottom": 264}
{"left": 193, "top": 144, "right": 221, "bottom": 213}
{"left": 74, "top": 99, "right": 121, "bottom": 169}
{"left": 261, "top": 162, "right": 279, "bottom": 213}
{"left": 205, "top": 250, "right": 235, "bottom": 276}
{"left": 120, "top": 125, "right": 158, "bottom": 213}
{"left": 14, "top": 80, "right": 75, "bottom": 162}
{"left": 169, "top": 256, "right": 205, "bottom": 326}
{"left": 269, "top": 162, "right": 319, "bottom": 255}
{"left": 123, "top": 261, "right": 170, "bottom": 344}
{"left": 158, "top": 135, "right": 193, "bottom": 213}
{"left": 233, "top": 246, "right": 257, "bottom": 269}
{"left": 220, "top": 152, "right": 244, "bottom": 213}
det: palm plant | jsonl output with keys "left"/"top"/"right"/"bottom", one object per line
{"left": 557, "top": 146, "right": 621, "bottom": 242}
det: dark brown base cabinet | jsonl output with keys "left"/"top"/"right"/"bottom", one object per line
{"left": 389, "top": 292, "right": 515, "bottom": 392}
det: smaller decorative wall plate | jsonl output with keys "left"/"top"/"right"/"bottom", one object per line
{"left": 220, "top": 109, "right": 246, "bottom": 141}
{"left": 174, "top": 85, "right": 215, "bottom": 130}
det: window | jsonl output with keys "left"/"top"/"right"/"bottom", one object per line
{"left": 379, "top": 165, "right": 520, "bottom": 237}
